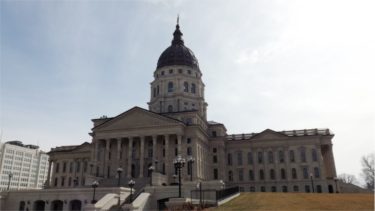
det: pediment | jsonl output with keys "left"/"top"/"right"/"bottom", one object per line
{"left": 251, "top": 129, "right": 287, "bottom": 140}
{"left": 93, "top": 107, "right": 183, "bottom": 132}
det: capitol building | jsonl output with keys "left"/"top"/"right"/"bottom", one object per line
{"left": 0, "top": 21, "right": 339, "bottom": 211}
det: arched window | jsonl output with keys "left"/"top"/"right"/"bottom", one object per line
{"left": 300, "top": 147, "right": 306, "bottom": 162}
{"left": 247, "top": 152, "right": 253, "bottom": 164}
{"left": 312, "top": 148, "right": 318, "bottom": 162}
{"left": 268, "top": 151, "right": 274, "bottom": 163}
{"left": 259, "top": 169, "right": 264, "bottom": 180}
{"left": 184, "top": 82, "right": 189, "bottom": 92}
{"left": 227, "top": 153, "right": 232, "bottom": 165}
{"left": 168, "top": 82, "right": 174, "bottom": 92}
{"left": 292, "top": 168, "right": 297, "bottom": 179}
{"left": 249, "top": 170, "right": 254, "bottom": 181}
{"left": 281, "top": 168, "right": 286, "bottom": 179}
{"left": 270, "top": 169, "right": 275, "bottom": 180}
{"left": 314, "top": 167, "right": 320, "bottom": 178}
{"left": 191, "top": 83, "right": 196, "bottom": 93}
{"left": 168, "top": 105, "right": 173, "bottom": 112}
{"left": 289, "top": 150, "right": 295, "bottom": 162}
{"left": 228, "top": 171, "right": 233, "bottom": 181}
{"left": 237, "top": 151, "right": 243, "bottom": 165}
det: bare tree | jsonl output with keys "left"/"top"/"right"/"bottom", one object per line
{"left": 361, "top": 153, "right": 374, "bottom": 191}
{"left": 338, "top": 173, "right": 357, "bottom": 184}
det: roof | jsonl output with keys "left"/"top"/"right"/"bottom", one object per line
{"left": 49, "top": 142, "right": 90, "bottom": 153}
{"left": 227, "top": 128, "right": 334, "bottom": 141}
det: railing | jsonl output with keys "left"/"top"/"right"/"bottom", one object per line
{"left": 123, "top": 188, "right": 144, "bottom": 205}
{"left": 190, "top": 186, "right": 240, "bottom": 207}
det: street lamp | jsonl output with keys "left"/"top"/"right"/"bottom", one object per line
{"left": 91, "top": 181, "right": 99, "bottom": 204}
{"left": 334, "top": 177, "right": 339, "bottom": 193}
{"left": 310, "top": 173, "right": 315, "bottom": 193}
{"left": 154, "top": 159, "right": 159, "bottom": 172}
{"left": 148, "top": 166, "right": 155, "bottom": 186}
{"left": 197, "top": 182, "right": 202, "bottom": 208}
{"left": 7, "top": 172, "right": 13, "bottom": 191}
{"left": 117, "top": 168, "right": 123, "bottom": 187}
{"left": 128, "top": 179, "right": 135, "bottom": 203}
{"left": 187, "top": 156, "right": 195, "bottom": 181}
{"left": 173, "top": 155, "right": 186, "bottom": 198}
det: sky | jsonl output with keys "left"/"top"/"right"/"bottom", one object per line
{"left": 1, "top": 0, "right": 374, "bottom": 183}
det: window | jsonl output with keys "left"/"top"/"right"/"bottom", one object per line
{"left": 312, "top": 149, "right": 318, "bottom": 162}
{"left": 303, "top": 167, "right": 309, "bottom": 179}
{"left": 54, "top": 178, "right": 58, "bottom": 187}
{"left": 61, "top": 177, "right": 65, "bottom": 186}
{"left": 314, "top": 167, "right": 320, "bottom": 178}
{"left": 168, "top": 82, "right": 174, "bottom": 92}
{"left": 249, "top": 170, "right": 254, "bottom": 181}
{"left": 316, "top": 185, "right": 322, "bottom": 193}
{"left": 153, "top": 88, "right": 156, "bottom": 97}
{"left": 168, "top": 105, "right": 173, "bottom": 112}
{"left": 293, "top": 185, "right": 299, "bottom": 192}
{"left": 68, "top": 177, "right": 72, "bottom": 186}
{"left": 184, "top": 82, "right": 189, "bottom": 92}
{"left": 237, "top": 151, "right": 243, "bottom": 165}
{"left": 188, "top": 70, "right": 191, "bottom": 74}
{"left": 258, "top": 152, "right": 263, "bottom": 164}
{"left": 261, "top": 186, "right": 266, "bottom": 192}
{"left": 279, "top": 150, "right": 284, "bottom": 163}
{"left": 163, "top": 149, "right": 165, "bottom": 157}
{"left": 305, "top": 185, "right": 311, "bottom": 193}
{"left": 271, "top": 186, "right": 277, "bottom": 192}
{"left": 259, "top": 169, "right": 264, "bottom": 180}
{"left": 191, "top": 83, "right": 196, "bottom": 94}
{"left": 282, "top": 186, "right": 288, "bottom": 192}
{"left": 268, "top": 151, "right": 274, "bottom": 163}
{"left": 228, "top": 171, "right": 233, "bottom": 181}
{"left": 63, "top": 162, "right": 67, "bottom": 173}
{"left": 76, "top": 161, "right": 80, "bottom": 173}
{"left": 161, "top": 71, "right": 165, "bottom": 75}
{"left": 281, "top": 168, "right": 286, "bottom": 179}
{"left": 212, "top": 131, "right": 217, "bottom": 137}
{"left": 178, "top": 69, "right": 182, "bottom": 73}
{"left": 169, "top": 69, "right": 173, "bottom": 74}
{"left": 292, "top": 168, "right": 297, "bottom": 179}
{"left": 227, "top": 153, "right": 232, "bottom": 165}
{"left": 157, "top": 85, "right": 159, "bottom": 95}
{"left": 270, "top": 169, "right": 275, "bottom": 180}
{"left": 213, "top": 155, "right": 217, "bottom": 163}
{"left": 214, "top": 169, "right": 218, "bottom": 180}
{"left": 289, "top": 150, "right": 295, "bottom": 162}
{"left": 187, "top": 138, "right": 191, "bottom": 144}
{"left": 84, "top": 161, "right": 88, "bottom": 173}
{"left": 55, "top": 163, "right": 60, "bottom": 173}
{"left": 238, "top": 169, "right": 244, "bottom": 181}
{"left": 250, "top": 186, "right": 255, "bottom": 192}
{"left": 187, "top": 162, "right": 192, "bottom": 175}
{"left": 175, "top": 148, "right": 178, "bottom": 156}
{"left": 300, "top": 147, "right": 306, "bottom": 162}
{"left": 213, "top": 148, "right": 217, "bottom": 153}
{"left": 187, "top": 147, "right": 192, "bottom": 156}
{"left": 247, "top": 152, "right": 253, "bottom": 164}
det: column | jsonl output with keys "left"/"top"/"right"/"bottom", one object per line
{"left": 139, "top": 136, "right": 145, "bottom": 178}
{"left": 104, "top": 139, "right": 110, "bottom": 178}
{"left": 177, "top": 135, "right": 182, "bottom": 155}
{"left": 46, "top": 159, "right": 53, "bottom": 187}
{"left": 165, "top": 135, "right": 170, "bottom": 177}
{"left": 94, "top": 141, "right": 99, "bottom": 163}
{"left": 117, "top": 139, "right": 121, "bottom": 161}
{"left": 152, "top": 135, "right": 157, "bottom": 170}
{"left": 127, "top": 137, "right": 133, "bottom": 178}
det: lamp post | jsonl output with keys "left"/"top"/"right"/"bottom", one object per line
{"left": 334, "top": 177, "right": 339, "bottom": 193}
{"left": 197, "top": 182, "right": 202, "bottom": 208}
{"left": 148, "top": 166, "right": 155, "bottom": 186}
{"left": 7, "top": 172, "right": 13, "bottom": 191}
{"left": 91, "top": 181, "right": 99, "bottom": 204}
{"left": 117, "top": 168, "right": 123, "bottom": 187}
{"left": 128, "top": 179, "right": 135, "bottom": 203}
{"left": 154, "top": 159, "right": 159, "bottom": 172}
{"left": 187, "top": 156, "right": 195, "bottom": 181}
{"left": 310, "top": 173, "right": 315, "bottom": 193}
{"left": 173, "top": 155, "right": 186, "bottom": 198}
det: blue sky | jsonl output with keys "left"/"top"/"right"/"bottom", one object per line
{"left": 1, "top": 0, "right": 374, "bottom": 182}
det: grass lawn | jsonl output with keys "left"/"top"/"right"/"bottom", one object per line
{"left": 211, "top": 193, "right": 374, "bottom": 211}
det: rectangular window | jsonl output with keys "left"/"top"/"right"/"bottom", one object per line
{"left": 305, "top": 185, "right": 311, "bottom": 193}
{"left": 187, "top": 138, "right": 191, "bottom": 144}
{"left": 237, "top": 151, "right": 243, "bottom": 165}
{"left": 279, "top": 150, "right": 284, "bottom": 163}
{"left": 213, "top": 148, "right": 217, "bottom": 153}
{"left": 268, "top": 151, "right": 274, "bottom": 164}
{"left": 249, "top": 170, "right": 254, "bottom": 181}
{"left": 213, "top": 155, "right": 217, "bottom": 163}
{"left": 63, "top": 162, "right": 66, "bottom": 173}
{"left": 312, "top": 149, "right": 318, "bottom": 162}
{"left": 247, "top": 152, "right": 253, "bottom": 165}
{"left": 314, "top": 167, "right": 320, "bottom": 178}
{"left": 303, "top": 167, "right": 309, "bottom": 179}
{"left": 212, "top": 131, "right": 217, "bottom": 137}
{"left": 300, "top": 148, "right": 306, "bottom": 162}
{"left": 213, "top": 169, "right": 218, "bottom": 180}
{"left": 55, "top": 163, "right": 60, "bottom": 173}
{"left": 227, "top": 154, "right": 232, "bottom": 165}
{"left": 238, "top": 169, "right": 244, "bottom": 181}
